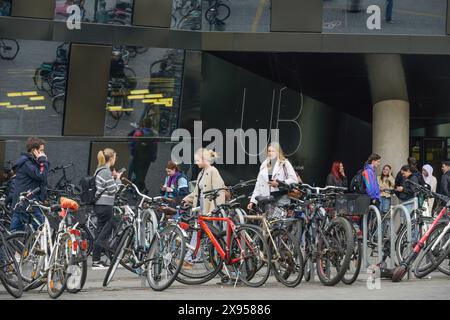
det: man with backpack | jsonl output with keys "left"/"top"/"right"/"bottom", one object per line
{"left": 350, "top": 153, "right": 381, "bottom": 206}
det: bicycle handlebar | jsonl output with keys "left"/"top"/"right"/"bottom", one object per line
{"left": 121, "top": 177, "right": 163, "bottom": 203}
{"left": 49, "top": 163, "right": 73, "bottom": 173}
{"left": 405, "top": 179, "right": 450, "bottom": 204}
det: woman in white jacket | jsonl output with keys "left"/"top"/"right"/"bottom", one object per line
{"left": 247, "top": 142, "right": 298, "bottom": 210}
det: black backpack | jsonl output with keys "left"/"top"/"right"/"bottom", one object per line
{"left": 79, "top": 168, "right": 106, "bottom": 205}
{"left": 350, "top": 169, "right": 367, "bottom": 194}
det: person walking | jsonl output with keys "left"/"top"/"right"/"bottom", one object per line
{"left": 326, "top": 161, "right": 348, "bottom": 188}
{"left": 378, "top": 164, "right": 395, "bottom": 214}
{"left": 92, "top": 148, "right": 123, "bottom": 270}
{"left": 422, "top": 164, "right": 437, "bottom": 217}
{"left": 247, "top": 142, "right": 298, "bottom": 211}
{"left": 9, "top": 137, "right": 48, "bottom": 232}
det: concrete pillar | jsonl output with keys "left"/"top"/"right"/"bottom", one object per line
{"left": 366, "top": 54, "right": 410, "bottom": 174}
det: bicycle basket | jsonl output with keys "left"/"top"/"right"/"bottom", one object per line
{"left": 264, "top": 203, "right": 287, "bottom": 220}
{"left": 67, "top": 206, "right": 88, "bottom": 226}
{"left": 335, "top": 193, "right": 371, "bottom": 216}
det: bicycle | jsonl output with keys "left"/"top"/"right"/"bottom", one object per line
{"left": 0, "top": 223, "right": 23, "bottom": 298}
{"left": 103, "top": 178, "right": 187, "bottom": 291}
{"left": 0, "top": 38, "right": 19, "bottom": 60}
{"left": 178, "top": 189, "right": 271, "bottom": 287}
{"left": 392, "top": 180, "right": 450, "bottom": 282}
{"left": 205, "top": 0, "right": 231, "bottom": 31}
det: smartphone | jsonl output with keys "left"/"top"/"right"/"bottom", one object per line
{"left": 118, "top": 167, "right": 126, "bottom": 174}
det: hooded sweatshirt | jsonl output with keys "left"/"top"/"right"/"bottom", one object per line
{"left": 422, "top": 164, "right": 437, "bottom": 192}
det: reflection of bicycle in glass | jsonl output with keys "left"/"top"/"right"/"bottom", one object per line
{"left": 205, "top": 0, "right": 231, "bottom": 31}
{"left": 323, "top": 20, "right": 342, "bottom": 30}
{"left": 174, "top": 0, "right": 202, "bottom": 30}
{"left": 0, "top": 38, "right": 19, "bottom": 60}
{"left": 105, "top": 78, "right": 134, "bottom": 130}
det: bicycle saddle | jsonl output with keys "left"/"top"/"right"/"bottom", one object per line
{"left": 255, "top": 196, "right": 276, "bottom": 205}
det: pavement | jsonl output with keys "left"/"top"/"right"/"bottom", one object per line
{"left": 0, "top": 258, "right": 449, "bottom": 300}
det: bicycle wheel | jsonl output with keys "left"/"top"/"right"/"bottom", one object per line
{"left": 316, "top": 217, "right": 354, "bottom": 286}
{"left": 205, "top": 4, "right": 230, "bottom": 23}
{"left": 414, "top": 224, "right": 450, "bottom": 278}
{"left": 176, "top": 228, "right": 224, "bottom": 285}
{"left": 47, "top": 235, "right": 70, "bottom": 299}
{"left": 52, "top": 94, "right": 65, "bottom": 115}
{"left": 396, "top": 217, "right": 434, "bottom": 264}
{"left": 146, "top": 225, "right": 186, "bottom": 291}
{"left": 80, "top": 225, "right": 94, "bottom": 257}
{"left": 0, "top": 234, "right": 24, "bottom": 298}
{"left": 19, "top": 231, "right": 47, "bottom": 290}
{"left": 66, "top": 234, "right": 88, "bottom": 294}
{"left": 270, "top": 228, "right": 303, "bottom": 287}
{"left": 230, "top": 224, "right": 271, "bottom": 288}
{"left": 0, "top": 39, "right": 19, "bottom": 60}
{"left": 341, "top": 238, "right": 362, "bottom": 285}
{"left": 103, "top": 226, "right": 133, "bottom": 287}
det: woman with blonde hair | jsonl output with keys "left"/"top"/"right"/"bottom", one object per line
{"left": 182, "top": 148, "right": 226, "bottom": 215}
{"left": 92, "top": 148, "right": 123, "bottom": 270}
{"left": 247, "top": 142, "right": 298, "bottom": 210}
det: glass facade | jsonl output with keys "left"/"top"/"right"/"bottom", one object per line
{"left": 104, "top": 46, "right": 184, "bottom": 138}
{"left": 171, "top": 0, "right": 270, "bottom": 32}
{"left": 0, "top": 0, "right": 10, "bottom": 16}
{"left": 323, "top": 0, "right": 447, "bottom": 35}
{"left": 0, "top": 40, "right": 68, "bottom": 136}
{"left": 54, "top": 0, "right": 133, "bottom": 25}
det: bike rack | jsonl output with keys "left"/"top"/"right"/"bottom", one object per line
{"left": 389, "top": 198, "right": 415, "bottom": 279}
{"left": 362, "top": 205, "right": 383, "bottom": 270}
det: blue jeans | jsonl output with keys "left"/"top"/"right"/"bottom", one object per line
{"left": 386, "top": 0, "right": 394, "bottom": 21}
{"left": 380, "top": 196, "right": 391, "bottom": 214}
{"left": 10, "top": 208, "right": 44, "bottom": 232}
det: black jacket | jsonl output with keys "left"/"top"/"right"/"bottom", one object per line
{"left": 441, "top": 171, "right": 450, "bottom": 197}
{"left": 398, "top": 174, "right": 420, "bottom": 201}
{"left": 11, "top": 153, "right": 48, "bottom": 211}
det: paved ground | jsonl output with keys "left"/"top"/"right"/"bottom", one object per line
{"left": 0, "top": 258, "right": 448, "bottom": 300}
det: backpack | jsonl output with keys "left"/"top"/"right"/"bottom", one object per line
{"left": 79, "top": 168, "right": 107, "bottom": 205}
{"left": 350, "top": 169, "right": 367, "bottom": 194}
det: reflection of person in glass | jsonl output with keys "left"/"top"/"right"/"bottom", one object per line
{"left": 386, "top": 0, "right": 394, "bottom": 23}
{"left": 127, "top": 119, "right": 158, "bottom": 193}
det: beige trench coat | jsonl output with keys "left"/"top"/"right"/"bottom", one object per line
{"left": 183, "top": 166, "right": 226, "bottom": 215}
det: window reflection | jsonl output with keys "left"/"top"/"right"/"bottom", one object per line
{"left": 171, "top": 0, "right": 270, "bottom": 32}
{"left": 323, "top": 0, "right": 447, "bottom": 35}
{"left": 104, "top": 47, "right": 184, "bottom": 138}
{"left": 0, "top": 0, "right": 10, "bottom": 16}
{"left": 0, "top": 40, "right": 67, "bottom": 136}
{"left": 55, "top": 0, "right": 133, "bottom": 25}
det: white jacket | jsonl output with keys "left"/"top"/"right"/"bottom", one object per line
{"left": 250, "top": 158, "right": 298, "bottom": 205}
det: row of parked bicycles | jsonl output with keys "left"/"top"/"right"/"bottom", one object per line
{"left": 0, "top": 167, "right": 449, "bottom": 298}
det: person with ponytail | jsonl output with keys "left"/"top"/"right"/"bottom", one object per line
{"left": 92, "top": 148, "right": 123, "bottom": 270}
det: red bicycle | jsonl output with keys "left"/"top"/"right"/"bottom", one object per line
{"left": 392, "top": 180, "right": 450, "bottom": 282}
{"left": 177, "top": 189, "right": 271, "bottom": 287}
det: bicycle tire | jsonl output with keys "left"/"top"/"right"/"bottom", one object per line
{"left": 0, "top": 39, "right": 19, "bottom": 60}
{"left": 52, "top": 94, "right": 65, "bottom": 115}
{"left": 18, "top": 231, "right": 47, "bottom": 290}
{"left": 231, "top": 224, "right": 271, "bottom": 288}
{"left": 395, "top": 217, "right": 434, "bottom": 265}
{"left": 146, "top": 225, "right": 186, "bottom": 291}
{"left": 341, "top": 239, "right": 362, "bottom": 285}
{"left": 66, "top": 257, "right": 87, "bottom": 294}
{"left": 80, "top": 225, "right": 94, "bottom": 257}
{"left": 270, "top": 228, "right": 303, "bottom": 287}
{"left": 103, "top": 226, "right": 133, "bottom": 287}
{"left": 47, "top": 234, "right": 70, "bottom": 299}
{"left": 316, "top": 217, "right": 354, "bottom": 286}
{"left": 0, "top": 234, "right": 24, "bottom": 298}
{"left": 205, "top": 4, "right": 230, "bottom": 23}
{"left": 414, "top": 224, "right": 450, "bottom": 278}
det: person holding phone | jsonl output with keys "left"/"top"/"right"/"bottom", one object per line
{"left": 92, "top": 148, "right": 123, "bottom": 270}
{"left": 10, "top": 137, "right": 49, "bottom": 232}
{"left": 247, "top": 142, "right": 298, "bottom": 211}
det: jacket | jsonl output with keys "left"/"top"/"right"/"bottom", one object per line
{"left": 326, "top": 174, "right": 348, "bottom": 188}
{"left": 11, "top": 152, "right": 48, "bottom": 210}
{"left": 441, "top": 171, "right": 450, "bottom": 197}
{"left": 378, "top": 175, "right": 395, "bottom": 198}
{"left": 183, "top": 166, "right": 225, "bottom": 215}
{"left": 161, "top": 172, "right": 189, "bottom": 200}
{"left": 362, "top": 164, "right": 380, "bottom": 200}
{"left": 250, "top": 158, "right": 298, "bottom": 205}
{"left": 94, "top": 165, "right": 121, "bottom": 206}
{"left": 398, "top": 174, "right": 420, "bottom": 201}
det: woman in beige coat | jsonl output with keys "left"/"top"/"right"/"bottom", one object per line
{"left": 182, "top": 148, "right": 226, "bottom": 215}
